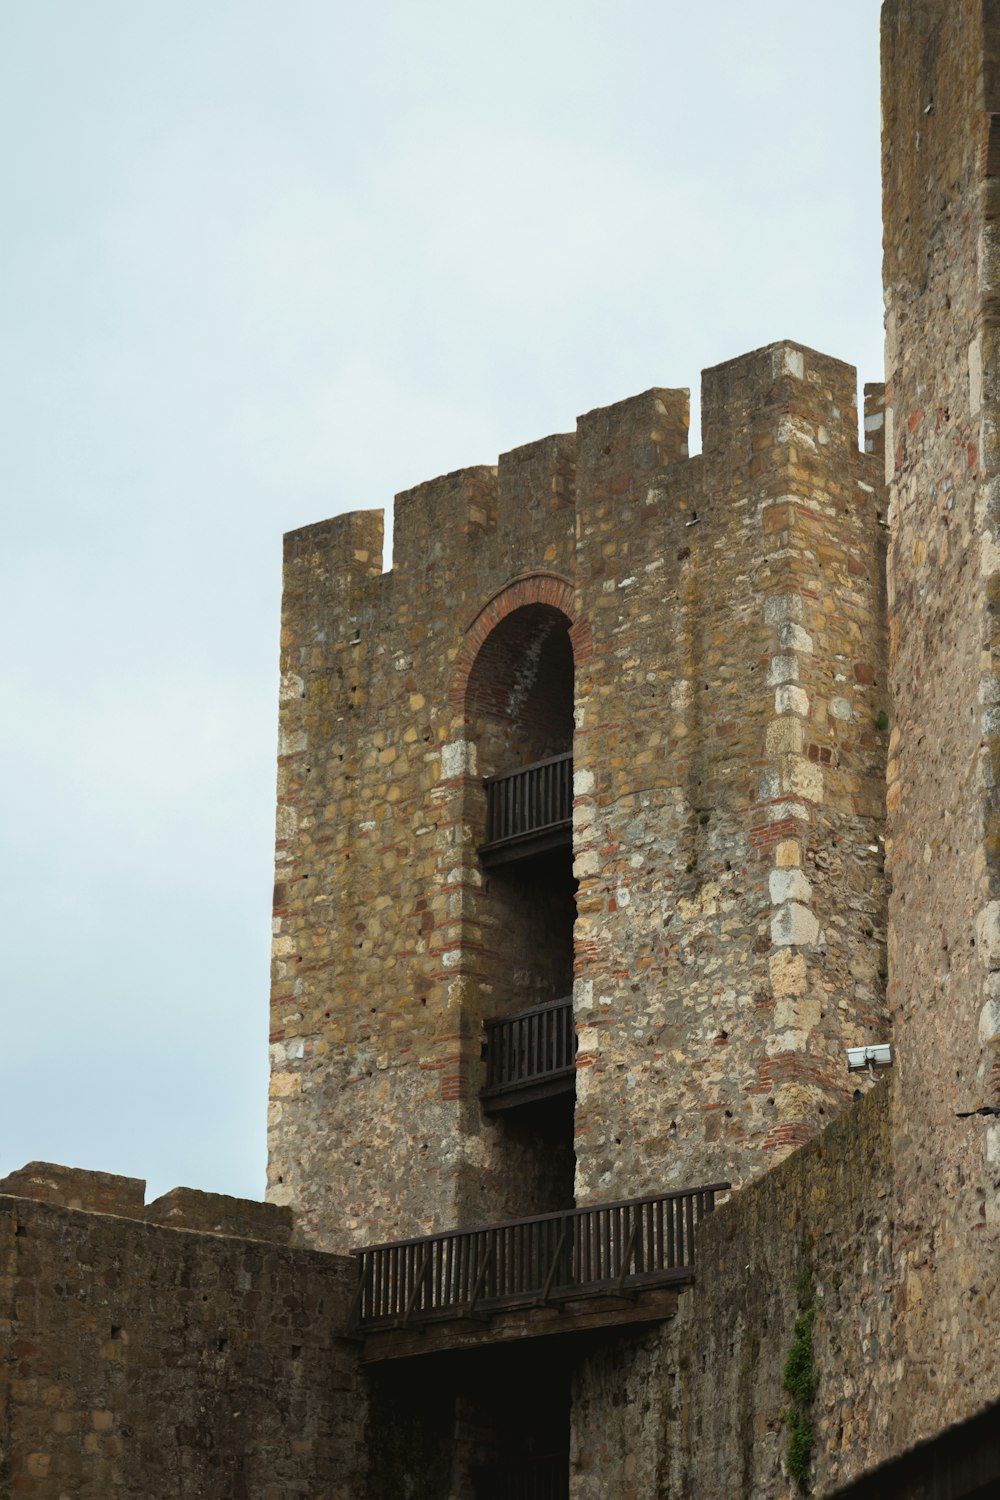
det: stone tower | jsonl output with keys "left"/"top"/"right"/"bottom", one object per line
{"left": 267, "top": 342, "right": 888, "bottom": 1256}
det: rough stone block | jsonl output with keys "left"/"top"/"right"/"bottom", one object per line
{"left": 0, "top": 1163, "right": 145, "bottom": 1219}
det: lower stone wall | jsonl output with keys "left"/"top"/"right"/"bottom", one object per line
{"left": 0, "top": 1191, "right": 366, "bottom": 1499}
{"left": 570, "top": 1328, "right": 674, "bottom": 1500}
{"left": 669, "top": 1082, "right": 895, "bottom": 1499}
{"left": 561, "top": 1086, "right": 895, "bottom": 1500}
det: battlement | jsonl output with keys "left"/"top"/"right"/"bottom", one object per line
{"left": 0, "top": 1161, "right": 293, "bottom": 1244}
{"left": 284, "top": 341, "right": 877, "bottom": 594}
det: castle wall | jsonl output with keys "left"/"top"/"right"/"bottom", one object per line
{"left": 0, "top": 1167, "right": 365, "bottom": 1499}
{"left": 564, "top": 1088, "right": 896, "bottom": 1499}
{"left": 879, "top": 0, "right": 1000, "bottom": 1453}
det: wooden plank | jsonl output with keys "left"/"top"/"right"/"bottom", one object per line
{"left": 359, "top": 1287, "right": 682, "bottom": 1363}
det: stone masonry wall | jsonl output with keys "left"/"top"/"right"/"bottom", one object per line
{"left": 269, "top": 465, "right": 584, "bottom": 1248}
{"left": 268, "top": 342, "right": 887, "bottom": 1256}
{"left": 564, "top": 1088, "right": 894, "bottom": 1499}
{"left": 668, "top": 1084, "right": 896, "bottom": 1500}
{"left": 877, "top": 0, "right": 1000, "bottom": 1454}
{"left": 570, "top": 347, "right": 888, "bottom": 1207}
{"left": 0, "top": 1166, "right": 365, "bottom": 1499}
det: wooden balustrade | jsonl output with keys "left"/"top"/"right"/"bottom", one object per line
{"left": 480, "top": 997, "right": 576, "bottom": 1111}
{"left": 351, "top": 1184, "right": 729, "bottom": 1333}
{"left": 480, "top": 751, "right": 573, "bottom": 865}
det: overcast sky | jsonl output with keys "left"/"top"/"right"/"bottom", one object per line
{"left": 1, "top": 1, "right": 884, "bottom": 1204}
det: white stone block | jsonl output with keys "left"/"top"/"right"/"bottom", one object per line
{"left": 979, "top": 998, "right": 1000, "bottom": 1044}
{"left": 757, "top": 771, "right": 780, "bottom": 801}
{"left": 441, "top": 740, "right": 475, "bottom": 779}
{"left": 766, "top": 718, "right": 804, "bottom": 756}
{"left": 778, "top": 347, "right": 805, "bottom": 380}
{"left": 775, "top": 684, "right": 810, "bottom": 717}
{"left": 275, "top": 804, "right": 298, "bottom": 839}
{"left": 980, "top": 530, "right": 1000, "bottom": 579}
{"left": 771, "top": 901, "right": 820, "bottom": 948}
{"left": 764, "top": 593, "right": 803, "bottom": 626}
{"left": 278, "top": 727, "right": 308, "bottom": 755}
{"left": 766, "top": 800, "right": 811, "bottom": 824}
{"left": 767, "top": 655, "right": 800, "bottom": 686}
{"left": 829, "top": 697, "right": 853, "bottom": 722}
{"left": 975, "top": 901, "right": 1000, "bottom": 967}
{"left": 781, "top": 757, "right": 824, "bottom": 803}
{"left": 779, "top": 623, "right": 814, "bottom": 654}
{"left": 574, "top": 767, "right": 595, "bottom": 796}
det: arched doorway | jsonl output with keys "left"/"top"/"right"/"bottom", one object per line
{"left": 460, "top": 590, "right": 580, "bottom": 1215}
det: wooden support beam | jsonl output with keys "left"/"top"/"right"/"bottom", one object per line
{"left": 358, "top": 1287, "right": 681, "bottom": 1364}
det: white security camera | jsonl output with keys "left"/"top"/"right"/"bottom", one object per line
{"left": 847, "top": 1044, "right": 892, "bottom": 1077}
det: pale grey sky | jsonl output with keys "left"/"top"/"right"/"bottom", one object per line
{"left": 0, "top": 1, "right": 884, "bottom": 1202}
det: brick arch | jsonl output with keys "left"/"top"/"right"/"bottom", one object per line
{"left": 448, "top": 573, "right": 592, "bottom": 708}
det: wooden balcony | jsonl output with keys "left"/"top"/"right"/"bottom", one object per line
{"left": 479, "top": 751, "right": 573, "bottom": 867}
{"left": 480, "top": 997, "right": 576, "bottom": 1112}
{"left": 350, "top": 1183, "right": 729, "bottom": 1361}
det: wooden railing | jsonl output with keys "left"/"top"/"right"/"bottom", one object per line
{"left": 481, "top": 997, "right": 576, "bottom": 1107}
{"left": 481, "top": 751, "right": 573, "bottom": 855}
{"left": 351, "top": 1184, "right": 729, "bottom": 1332}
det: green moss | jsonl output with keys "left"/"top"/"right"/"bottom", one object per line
{"left": 783, "top": 1310, "right": 817, "bottom": 1405}
{"left": 783, "top": 1270, "right": 817, "bottom": 1494}
{"left": 786, "top": 1408, "right": 814, "bottom": 1487}
{"left": 874, "top": 711, "right": 889, "bottom": 732}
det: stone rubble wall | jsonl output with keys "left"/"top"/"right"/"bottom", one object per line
{"left": 667, "top": 1084, "right": 896, "bottom": 1500}
{"left": 571, "top": 347, "right": 888, "bottom": 1207}
{"left": 567, "top": 1087, "right": 896, "bottom": 1500}
{"left": 269, "top": 455, "right": 584, "bottom": 1248}
{"left": 0, "top": 1166, "right": 365, "bottom": 1499}
{"left": 878, "top": 0, "right": 1000, "bottom": 1454}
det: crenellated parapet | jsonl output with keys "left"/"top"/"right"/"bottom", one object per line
{"left": 0, "top": 1161, "right": 295, "bottom": 1242}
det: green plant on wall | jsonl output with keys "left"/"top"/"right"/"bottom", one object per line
{"left": 783, "top": 1267, "right": 818, "bottom": 1493}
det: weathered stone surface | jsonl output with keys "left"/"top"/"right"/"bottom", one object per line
{"left": 144, "top": 1186, "right": 294, "bottom": 1242}
{"left": 877, "top": 0, "right": 1000, "bottom": 1459}
{"left": 668, "top": 1085, "right": 896, "bottom": 1499}
{"left": 0, "top": 1184, "right": 365, "bottom": 1497}
{"left": 0, "top": 1162, "right": 145, "bottom": 1218}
